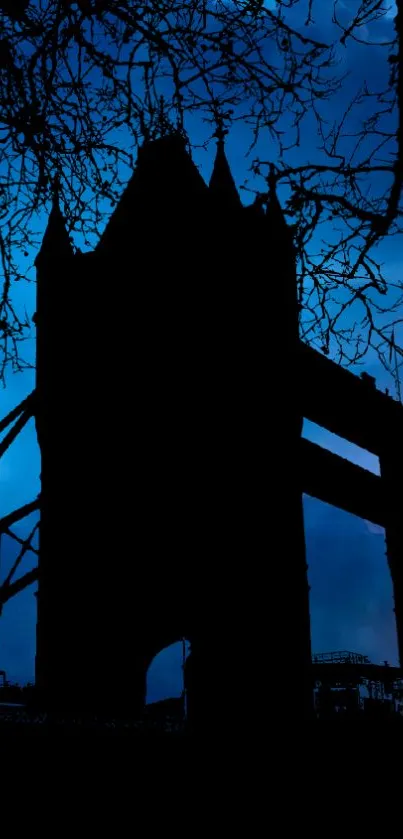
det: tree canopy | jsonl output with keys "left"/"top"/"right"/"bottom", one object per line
{"left": 0, "top": 0, "right": 402, "bottom": 383}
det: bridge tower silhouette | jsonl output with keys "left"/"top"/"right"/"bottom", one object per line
{"left": 33, "top": 130, "right": 313, "bottom": 728}
{"left": 2, "top": 129, "right": 403, "bottom": 728}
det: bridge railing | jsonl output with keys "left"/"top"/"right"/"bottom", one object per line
{"left": 312, "top": 651, "right": 371, "bottom": 665}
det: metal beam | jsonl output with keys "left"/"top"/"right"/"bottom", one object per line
{"left": 301, "top": 438, "right": 384, "bottom": 527}
{"left": 2, "top": 523, "right": 39, "bottom": 588}
{"left": 3, "top": 528, "right": 39, "bottom": 555}
{"left": 0, "top": 391, "right": 35, "bottom": 435}
{"left": 0, "top": 568, "right": 38, "bottom": 608}
{"left": 0, "top": 408, "right": 33, "bottom": 460}
{"left": 299, "top": 342, "right": 403, "bottom": 455}
{"left": 0, "top": 500, "right": 40, "bottom": 534}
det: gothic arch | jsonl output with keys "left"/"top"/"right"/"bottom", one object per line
{"left": 146, "top": 638, "right": 190, "bottom": 705}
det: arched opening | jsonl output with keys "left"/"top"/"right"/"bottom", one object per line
{"left": 145, "top": 639, "right": 191, "bottom": 723}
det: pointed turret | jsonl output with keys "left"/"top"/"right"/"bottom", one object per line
{"left": 244, "top": 193, "right": 266, "bottom": 220}
{"left": 34, "top": 184, "right": 73, "bottom": 269}
{"left": 208, "top": 135, "right": 242, "bottom": 210}
{"left": 96, "top": 131, "right": 209, "bottom": 253}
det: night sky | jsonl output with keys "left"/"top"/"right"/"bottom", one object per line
{"left": 0, "top": 1, "right": 401, "bottom": 703}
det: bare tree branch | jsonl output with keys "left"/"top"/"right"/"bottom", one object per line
{"left": 0, "top": 0, "right": 401, "bottom": 381}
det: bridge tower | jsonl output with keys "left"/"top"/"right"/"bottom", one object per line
{"left": 34, "top": 130, "right": 313, "bottom": 728}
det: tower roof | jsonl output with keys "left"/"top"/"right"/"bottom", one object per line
{"left": 34, "top": 188, "right": 73, "bottom": 269}
{"left": 244, "top": 194, "right": 266, "bottom": 220}
{"left": 208, "top": 138, "right": 242, "bottom": 209}
{"left": 96, "top": 132, "right": 209, "bottom": 252}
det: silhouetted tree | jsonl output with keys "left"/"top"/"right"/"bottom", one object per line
{"left": 0, "top": 1, "right": 402, "bottom": 381}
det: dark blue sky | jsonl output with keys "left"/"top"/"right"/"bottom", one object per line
{"left": 0, "top": 1, "right": 401, "bottom": 702}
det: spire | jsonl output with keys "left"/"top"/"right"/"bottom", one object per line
{"left": 244, "top": 193, "right": 266, "bottom": 220}
{"left": 208, "top": 129, "right": 242, "bottom": 210}
{"left": 96, "top": 131, "right": 209, "bottom": 252}
{"left": 34, "top": 179, "right": 73, "bottom": 269}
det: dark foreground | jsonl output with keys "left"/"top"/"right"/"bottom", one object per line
{"left": 0, "top": 705, "right": 190, "bottom": 736}
{"left": 1, "top": 705, "right": 403, "bottom": 737}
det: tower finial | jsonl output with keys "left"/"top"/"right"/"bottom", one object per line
{"left": 51, "top": 172, "right": 61, "bottom": 207}
{"left": 268, "top": 163, "right": 277, "bottom": 198}
{"left": 34, "top": 177, "right": 73, "bottom": 269}
{"left": 209, "top": 120, "right": 241, "bottom": 209}
{"left": 213, "top": 113, "right": 228, "bottom": 147}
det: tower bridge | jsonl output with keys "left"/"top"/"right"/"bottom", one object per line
{"left": 1, "top": 131, "right": 403, "bottom": 729}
